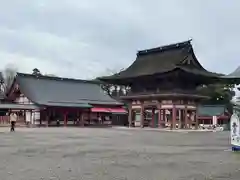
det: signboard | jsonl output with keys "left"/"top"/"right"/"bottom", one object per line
{"left": 212, "top": 116, "right": 217, "bottom": 125}
{"left": 230, "top": 113, "right": 240, "bottom": 150}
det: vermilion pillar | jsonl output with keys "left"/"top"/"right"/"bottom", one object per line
{"left": 140, "top": 104, "right": 144, "bottom": 128}
{"left": 151, "top": 108, "right": 155, "bottom": 128}
{"left": 184, "top": 106, "right": 188, "bottom": 129}
{"left": 128, "top": 104, "right": 132, "bottom": 127}
{"left": 80, "top": 112, "right": 84, "bottom": 127}
{"left": 172, "top": 105, "right": 176, "bottom": 129}
{"left": 46, "top": 109, "right": 49, "bottom": 127}
{"left": 158, "top": 109, "right": 162, "bottom": 128}
{"left": 195, "top": 110, "right": 198, "bottom": 130}
{"left": 64, "top": 111, "right": 68, "bottom": 127}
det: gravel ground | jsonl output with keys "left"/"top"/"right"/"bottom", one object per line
{"left": 0, "top": 127, "right": 239, "bottom": 180}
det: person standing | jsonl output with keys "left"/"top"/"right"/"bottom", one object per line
{"left": 10, "top": 112, "right": 17, "bottom": 132}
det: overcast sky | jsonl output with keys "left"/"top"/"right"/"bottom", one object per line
{"left": 0, "top": 0, "right": 240, "bottom": 79}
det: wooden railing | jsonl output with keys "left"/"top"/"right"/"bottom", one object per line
{"left": 123, "top": 89, "right": 205, "bottom": 96}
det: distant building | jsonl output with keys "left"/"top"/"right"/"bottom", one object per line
{"left": 197, "top": 105, "right": 230, "bottom": 125}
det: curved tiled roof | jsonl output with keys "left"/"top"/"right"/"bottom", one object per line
{"left": 225, "top": 66, "right": 240, "bottom": 78}
{"left": 15, "top": 73, "right": 121, "bottom": 107}
{"left": 99, "top": 40, "right": 222, "bottom": 83}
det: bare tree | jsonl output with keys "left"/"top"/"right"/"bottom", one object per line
{"left": 1, "top": 64, "right": 17, "bottom": 93}
{"left": 32, "top": 68, "right": 42, "bottom": 76}
{"left": 98, "top": 68, "right": 130, "bottom": 98}
{"left": 0, "top": 72, "right": 4, "bottom": 93}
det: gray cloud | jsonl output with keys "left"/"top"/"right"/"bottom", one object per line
{"left": 0, "top": 0, "right": 239, "bottom": 79}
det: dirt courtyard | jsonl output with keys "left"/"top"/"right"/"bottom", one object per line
{"left": 0, "top": 127, "right": 239, "bottom": 180}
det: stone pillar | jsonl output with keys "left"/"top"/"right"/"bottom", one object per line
{"left": 128, "top": 104, "right": 132, "bottom": 127}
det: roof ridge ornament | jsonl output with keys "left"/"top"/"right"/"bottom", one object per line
{"left": 137, "top": 40, "right": 191, "bottom": 56}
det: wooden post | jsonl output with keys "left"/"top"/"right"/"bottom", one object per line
{"left": 195, "top": 110, "right": 198, "bottom": 130}
{"left": 46, "top": 109, "right": 49, "bottom": 127}
{"left": 88, "top": 109, "right": 91, "bottom": 125}
{"left": 172, "top": 105, "right": 176, "bottom": 129}
{"left": 184, "top": 106, "right": 188, "bottom": 129}
{"left": 158, "top": 103, "right": 162, "bottom": 128}
{"left": 80, "top": 112, "right": 84, "bottom": 127}
{"left": 24, "top": 110, "right": 26, "bottom": 126}
{"left": 178, "top": 109, "right": 181, "bottom": 129}
{"left": 128, "top": 104, "right": 132, "bottom": 127}
{"left": 64, "top": 111, "right": 68, "bottom": 127}
{"left": 30, "top": 110, "right": 33, "bottom": 127}
{"left": 140, "top": 103, "right": 144, "bottom": 128}
{"left": 163, "top": 109, "right": 166, "bottom": 126}
{"left": 151, "top": 108, "right": 155, "bottom": 128}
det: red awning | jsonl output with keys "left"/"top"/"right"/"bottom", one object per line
{"left": 91, "top": 107, "right": 127, "bottom": 114}
{"left": 91, "top": 107, "right": 110, "bottom": 113}
{"left": 108, "top": 108, "right": 127, "bottom": 114}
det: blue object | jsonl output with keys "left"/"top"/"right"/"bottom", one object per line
{"left": 232, "top": 145, "right": 240, "bottom": 151}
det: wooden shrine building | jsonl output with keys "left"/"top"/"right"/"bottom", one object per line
{"left": 3, "top": 73, "right": 126, "bottom": 127}
{"left": 99, "top": 40, "right": 232, "bottom": 129}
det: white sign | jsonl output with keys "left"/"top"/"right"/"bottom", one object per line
{"left": 212, "top": 116, "right": 217, "bottom": 125}
{"left": 230, "top": 113, "right": 240, "bottom": 147}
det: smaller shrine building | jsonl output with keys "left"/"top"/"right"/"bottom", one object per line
{"left": 0, "top": 73, "right": 126, "bottom": 127}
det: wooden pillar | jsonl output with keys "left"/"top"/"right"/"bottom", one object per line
{"left": 24, "top": 110, "right": 26, "bottom": 125}
{"left": 81, "top": 112, "right": 84, "bottom": 127}
{"left": 45, "top": 109, "right": 48, "bottom": 127}
{"left": 140, "top": 103, "right": 144, "bottom": 128}
{"left": 184, "top": 106, "right": 188, "bottom": 129}
{"left": 39, "top": 114, "right": 42, "bottom": 127}
{"left": 195, "top": 110, "right": 198, "bottom": 130}
{"left": 64, "top": 111, "right": 68, "bottom": 127}
{"left": 172, "top": 105, "right": 176, "bottom": 129}
{"left": 88, "top": 109, "right": 91, "bottom": 125}
{"left": 151, "top": 108, "right": 155, "bottom": 128}
{"left": 78, "top": 110, "right": 84, "bottom": 127}
{"left": 158, "top": 104, "right": 162, "bottom": 128}
{"left": 163, "top": 109, "right": 166, "bottom": 125}
{"left": 8, "top": 109, "right": 10, "bottom": 124}
{"left": 30, "top": 110, "right": 33, "bottom": 127}
{"left": 128, "top": 104, "right": 132, "bottom": 127}
{"left": 178, "top": 109, "right": 182, "bottom": 129}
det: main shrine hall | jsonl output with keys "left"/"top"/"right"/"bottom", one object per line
{"left": 99, "top": 40, "right": 233, "bottom": 130}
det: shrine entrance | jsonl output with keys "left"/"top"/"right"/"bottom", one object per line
{"left": 128, "top": 99, "right": 198, "bottom": 130}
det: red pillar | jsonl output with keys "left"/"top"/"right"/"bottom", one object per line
{"left": 46, "top": 109, "right": 49, "bottom": 127}
{"left": 184, "top": 106, "right": 188, "bottom": 129}
{"left": 195, "top": 110, "right": 198, "bottom": 130}
{"left": 128, "top": 104, "right": 132, "bottom": 127}
{"left": 80, "top": 110, "right": 84, "bottom": 127}
{"left": 64, "top": 111, "right": 68, "bottom": 127}
{"left": 151, "top": 108, "right": 155, "bottom": 128}
{"left": 172, "top": 105, "right": 176, "bottom": 129}
{"left": 88, "top": 110, "right": 91, "bottom": 124}
{"left": 158, "top": 108, "right": 164, "bottom": 128}
{"left": 158, "top": 109, "right": 161, "bottom": 128}
{"left": 140, "top": 104, "right": 144, "bottom": 128}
